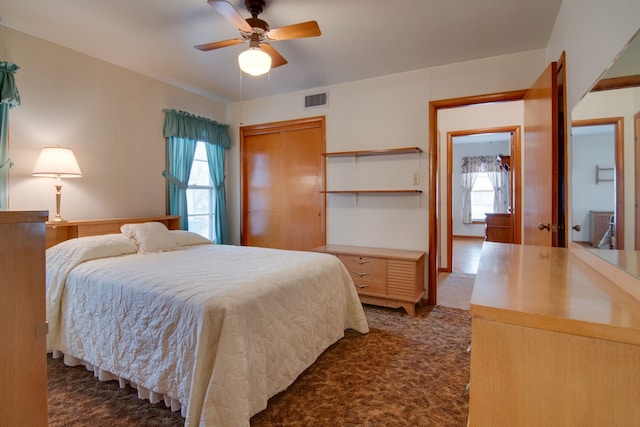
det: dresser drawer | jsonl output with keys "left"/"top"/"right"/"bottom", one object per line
{"left": 350, "top": 277, "right": 387, "bottom": 296}
{"left": 338, "top": 254, "right": 386, "bottom": 280}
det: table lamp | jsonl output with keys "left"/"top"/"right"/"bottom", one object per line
{"left": 32, "top": 146, "right": 82, "bottom": 222}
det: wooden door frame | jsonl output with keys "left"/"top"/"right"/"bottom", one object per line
{"left": 240, "top": 116, "right": 326, "bottom": 247}
{"left": 429, "top": 56, "right": 567, "bottom": 304}
{"left": 636, "top": 112, "right": 640, "bottom": 250}
{"left": 445, "top": 126, "right": 522, "bottom": 273}
{"left": 428, "top": 90, "right": 527, "bottom": 305}
{"left": 571, "top": 117, "right": 625, "bottom": 249}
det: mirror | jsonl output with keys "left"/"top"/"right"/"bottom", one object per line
{"left": 571, "top": 29, "right": 640, "bottom": 276}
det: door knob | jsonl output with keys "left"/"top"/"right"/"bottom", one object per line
{"left": 572, "top": 224, "right": 581, "bottom": 232}
{"left": 537, "top": 223, "right": 550, "bottom": 231}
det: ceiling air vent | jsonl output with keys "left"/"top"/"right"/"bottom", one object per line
{"left": 305, "top": 92, "right": 328, "bottom": 108}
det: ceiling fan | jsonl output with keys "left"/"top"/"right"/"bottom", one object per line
{"left": 195, "top": 0, "right": 321, "bottom": 76}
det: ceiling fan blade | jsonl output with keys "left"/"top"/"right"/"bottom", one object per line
{"left": 267, "top": 21, "right": 321, "bottom": 41}
{"left": 195, "top": 38, "right": 246, "bottom": 51}
{"left": 261, "top": 43, "right": 288, "bottom": 68}
{"left": 208, "top": 0, "right": 252, "bottom": 32}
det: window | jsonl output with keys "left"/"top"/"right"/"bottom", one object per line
{"left": 187, "top": 142, "right": 216, "bottom": 241}
{"left": 470, "top": 172, "right": 494, "bottom": 222}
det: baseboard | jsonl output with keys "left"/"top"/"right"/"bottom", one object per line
{"left": 452, "top": 235, "right": 485, "bottom": 240}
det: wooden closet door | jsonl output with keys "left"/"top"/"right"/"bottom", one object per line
{"left": 241, "top": 117, "right": 325, "bottom": 250}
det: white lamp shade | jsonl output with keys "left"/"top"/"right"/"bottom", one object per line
{"left": 32, "top": 147, "right": 82, "bottom": 178}
{"left": 238, "top": 47, "right": 272, "bottom": 76}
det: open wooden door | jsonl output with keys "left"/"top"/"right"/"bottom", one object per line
{"left": 523, "top": 57, "right": 567, "bottom": 246}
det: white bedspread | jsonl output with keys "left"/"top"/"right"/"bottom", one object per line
{"left": 46, "top": 238, "right": 369, "bottom": 426}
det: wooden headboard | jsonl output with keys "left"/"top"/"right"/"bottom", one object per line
{"left": 45, "top": 216, "right": 181, "bottom": 249}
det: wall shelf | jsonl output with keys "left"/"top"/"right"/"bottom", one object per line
{"left": 595, "top": 164, "right": 614, "bottom": 184}
{"left": 321, "top": 190, "right": 422, "bottom": 194}
{"left": 323, "top": 146, "right": 423, "bottom": 157}
{"left": 323, "top": 146, "right": 424, "bottom": 204}
{"left": 322, "top": 189, "right": 423, "bottom": 207}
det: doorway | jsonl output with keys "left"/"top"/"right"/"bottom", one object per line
{"left": 428, "top": 90, "right": 527, "bottom": 305}
{"left": 429, "top": 58, "right": 567, "bottom": 306}
{"left": 437, "top": 124, "right": 522, "bottom": 310}
{"left": 571, "top": 118, "right": 624, "bottom": 249}
{"left": 446, "top": 127, "right": 521, "bottom": 274}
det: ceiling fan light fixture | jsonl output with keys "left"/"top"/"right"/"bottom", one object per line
{"left": 238, "top": 46, "right": 272, "bottom": 76}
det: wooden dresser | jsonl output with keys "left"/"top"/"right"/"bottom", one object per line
{"left": 0, "top": 210, "right": 49, "bottom": 426}
{"left": 313, "top": 245, "right": 425, "bottom": 316}
{"left": 484, "top": 213, "right": 512, "bottom": 243}
{"left": 468, "top": 242, "right": 640, "bottom": 426}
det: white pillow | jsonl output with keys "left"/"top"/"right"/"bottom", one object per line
{"left": 170, "top": 230, "right": 213, "bottom": 246}
{"left": 120, "top": 222, "right": 179, "bottom": 254}
{"left": 47, "top": 233, "right": 139, "bottom": 258}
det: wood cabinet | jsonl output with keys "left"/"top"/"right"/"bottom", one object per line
{"left": 313, "top": 245, "right": 425, "bottom": 316}
{"left": 468, "top": 242, "right": 640, "bottom": 426}
{"left": 0, "top": 210, "right": 49, "bottom": 426}
{"left": 589, "top": 210, "right": 614, "bottom": 247}
{"left": 484, "top": 213, "right": 512, "bottom": 243}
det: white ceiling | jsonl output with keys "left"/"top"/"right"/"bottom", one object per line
{"left": 0, "top": 0, "right": 563, "bottom": 103}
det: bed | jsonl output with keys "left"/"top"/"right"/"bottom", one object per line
{"left": 46, "top": 218, "right": 369, "bottom": 426}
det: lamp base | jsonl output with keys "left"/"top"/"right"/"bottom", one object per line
{"left": 53, "top": 184, "right": 67, "bottom": 222}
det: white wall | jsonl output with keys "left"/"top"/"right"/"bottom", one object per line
{"left": 547, "top": 0, "right": 640, "bottom": 110}
{"left": 2, "top": 1, "right": 638, "bottom": 290}
{"left": 227, "top": 53, "right": 543, "bottom": 256}
{"left": 1, "top": 26, "right": 227, "bottom": 221}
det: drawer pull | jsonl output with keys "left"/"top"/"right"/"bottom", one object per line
{"left": 352, "top": 259, "right": 370, "bottom": 265}
{"left": 353, "top": 272, "right": 369, "bottom": 277}
{"left": 354, "top": 283, "right": 369, "bottom": 289}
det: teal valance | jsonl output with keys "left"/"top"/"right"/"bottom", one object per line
{"left": 162, "top": 109, "right": 231, "bottom": 148}
{"left": 0, "top": 62, "right": 21, "bottom": 108}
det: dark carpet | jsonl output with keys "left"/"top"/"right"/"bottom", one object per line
{"left": 48, "top": 304, "right": 471, "bottom": 426}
